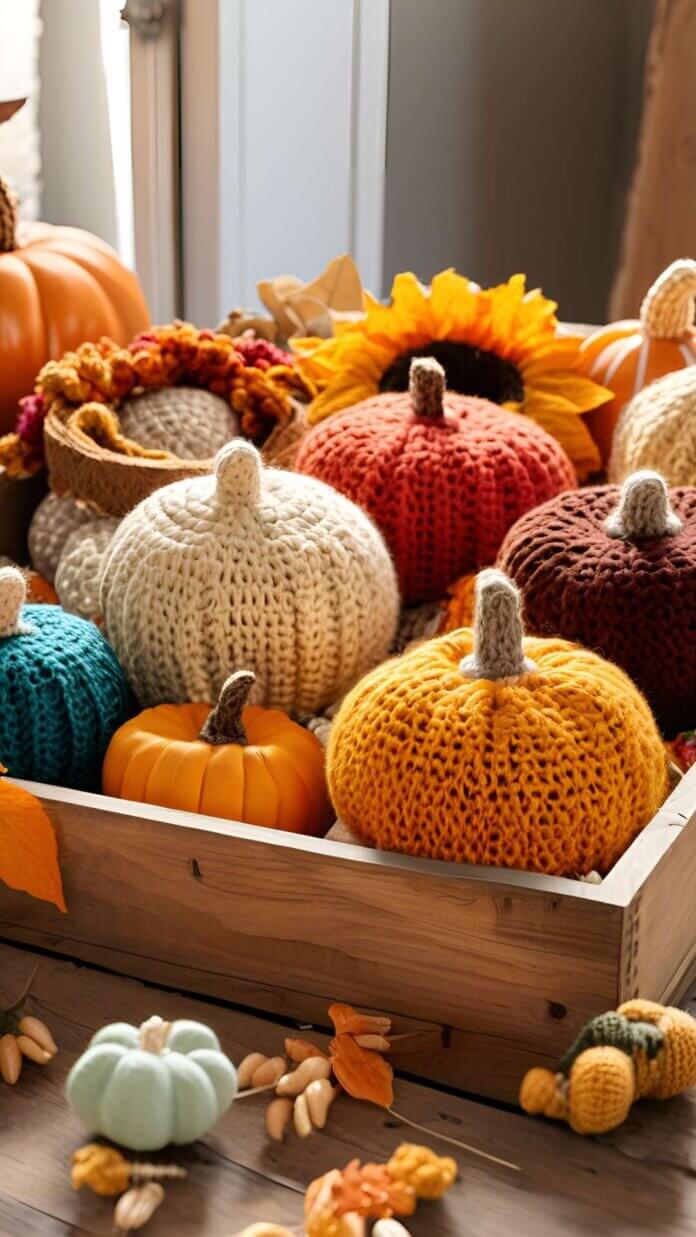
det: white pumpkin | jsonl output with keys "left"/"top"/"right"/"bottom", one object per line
{"left": 65, "top": 1015, "right": 237, "bottom": 1151}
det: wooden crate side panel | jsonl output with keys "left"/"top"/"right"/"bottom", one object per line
{"left": 0, "top": 795, "right": 623, "bottom": 1101}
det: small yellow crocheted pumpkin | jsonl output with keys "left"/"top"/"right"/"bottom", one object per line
{"left": 520, "top": 1000, "right": 696, "bottom": 1134}
{"left": 327, "top": 569, "right": 669, "bottom": 875}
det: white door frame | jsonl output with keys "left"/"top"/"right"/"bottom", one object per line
{"left": 179, "top": 0, "right": 390, "bottom": 328}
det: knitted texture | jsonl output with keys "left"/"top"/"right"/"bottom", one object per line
{"left": 296, "top": 360, "right": 576, "bottom": 604}
{"left": 610, "top": 365, "right": 696, "bottom": 485}
{"left": 520, "top": 1001, "right": 696, "bottom": 1135}
{"left": 497, "top": 477, "right": 696, "bottom": 736}
{"left": 327, "top": 623, "right": 668, "bottom": 876}
{"left": 28, "top": 492, "right": 102, "bottom": 585}
{"left": 118, "top": 386, "right": 241, "bottom": 459}
{"left": 55, "top": 518, "right": 120, "bottom": 621}
{"left": 100, "top": 440, "right": 399, "bottom": 713}
{"left": 0, "top": 595, "right": 131, "bottom": 790}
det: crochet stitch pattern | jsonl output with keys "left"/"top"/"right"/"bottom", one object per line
{"left": 55, "top": 518, "right": 120, "bottom": 621}
{"left": 327, "top": 569, "right": 668, "bottom": 875}
{"left": 497, "top": 472, "right": 696, "bottom": 736}
{"left": 520, "top": 1000, "right": 696, "bottom": 1135}
{"left": 610, "top": 364, "right": 696, "bottom": 485}
{"left": 0, "top": 567, "right": 131, "bottom": 790}
{"left": 296, "top": 357, "right": 576, "bottom": 605}
{"left": 100, "top": 440, "right": 399, "bottom": 713}
{"left": 28, "top": 492, "right": 102, "bottom": 585}
{"left": 118, "top": 387, "right": 241, "bottom": 459}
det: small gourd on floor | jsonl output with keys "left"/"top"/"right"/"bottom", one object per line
{"left": 99, "top": 439, "right": 399, "bottom": 714}
{"left": 103, "top": 669, "right": 334, "bottom": 835}
{"left": 66, "top": 1014, "right": 237, "bottom": 1152}
{"left": 580, "top": 259, "right": 696, "bottom": 465}
{"left": 327, "top": 569, "right": 669, "bottom": 876}
{"left": 497, "top": 470, "right": 696, "bottom": 736}
{"left": 609, "top": 365, "right": 696, "bottom": 486}
{"left": 520, "top": 999, "right": 696, "bottom": 1135}
{"left": 295, "top": 356, "right": 576, "bottom": 605}
{"left": 0, "top": 566, "right": 131, "bottom": 790}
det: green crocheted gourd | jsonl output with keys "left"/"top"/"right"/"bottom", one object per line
{"left": 0, "top": 567, "right": 132, "bottom": 791}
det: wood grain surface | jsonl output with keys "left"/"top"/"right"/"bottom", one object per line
{"left": 1, "top": 943, "right": 696, "bottom": 1235}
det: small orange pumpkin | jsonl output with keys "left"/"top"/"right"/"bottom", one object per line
{"left": 0, "top": 175, "right": 149, "bottom": 434}
{"left": 580, "top": 260, "right": 696, "bottom": 465}
{"left": 102, "top": 670, "right": 333, "bottom": 836}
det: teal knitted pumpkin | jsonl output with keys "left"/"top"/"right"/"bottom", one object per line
{"left": 66, "top": 1015, "right": 238, "bottom": 1151}
{"left": 0, "top": 566, "right": 131, "bottom": 790}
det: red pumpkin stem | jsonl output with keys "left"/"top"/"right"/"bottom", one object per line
{"left": 605, "top": 471, "right": 682, "bottom": 541}
{"left": 640, "top": 259, "right": 696, "bottom": 339}
{"left": 0, "top": 176, "right": 18, "bottom": 253}
{"left": 459, "top": 568, "right": 537, "bottom": 681}
{"left": 409, "top": 357, "right": 445, "bottom": 418}
{"left": 199, "top": 670, "right": 255, "bottom": 745}
{"left": 0, "top": 566, "right": 30, "bottom": 637}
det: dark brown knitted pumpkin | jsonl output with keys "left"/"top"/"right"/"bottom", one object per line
{"left": 497, "top": 470, "right": 696, "bottom": 737}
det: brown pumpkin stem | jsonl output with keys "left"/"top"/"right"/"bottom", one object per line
{"left": 199, "top": 670, "right": 256, "bottom": 745}
{"left": 605, "top": 470, "right": 682, "bottom": 541}
{"left": 409, "top": 357, "right": 446, "bottom": 418}
{"left": 0, "top": 566, "right": 31, "bottom": 637}
{"left": 640, "top": 260, "right": 696, "bottom": 339}
{"left": 0, "top": 176, "right": 18, "bottom": 253}
{"left": 459, "top": 568, "right": 537, "bottom": 681}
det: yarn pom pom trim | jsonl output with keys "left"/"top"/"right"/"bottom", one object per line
{"left": 0, "top": 321, "right": 315, "bottom": 479}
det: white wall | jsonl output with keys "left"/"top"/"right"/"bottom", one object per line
{"left": 382, "top": 0, "right": 654, "bottom": 322}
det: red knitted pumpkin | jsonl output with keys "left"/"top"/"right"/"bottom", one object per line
{"left": 497, "top": 471, "right": 696, "bottom": 738}
{"left": 296, "top": 357, "right": 577, "bottom": 604}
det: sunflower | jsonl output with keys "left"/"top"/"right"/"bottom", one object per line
{"left": 293, "top": 269, "right": 611, "bottom": 480}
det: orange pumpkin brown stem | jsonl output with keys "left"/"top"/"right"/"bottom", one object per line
{"left": 0, "top": 177, "right": 17, "bottom": 254}
{"left": 459, "top": 568, "right": 537, "bottom": 681}
{"left": 408, "top": 357, "right": 445, "bottom": 418}
{"left": 604, "top": 471, "right": 682, "bottom": 542}
{"left": 198, "top": 670, "right": 256, "bottom": 746}
{"left": 640, "top": 259, "right": 696, "bottom": 339}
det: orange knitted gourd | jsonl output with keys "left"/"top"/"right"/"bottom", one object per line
{"left": 296, "top": 358, "right": 576, "bottom": 605}
{"left": 327, "top": 570, "right": 669, "bottom": 876}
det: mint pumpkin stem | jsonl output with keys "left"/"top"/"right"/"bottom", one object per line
{"left": 409, "top": 356, "right": 446, "bottom": 418}
{"left": 138, "top": 1016, "right": 172, "bottom": 1054}
{"left": 605, "top": 471, "right": 682, "bottom": 541}
{"left": 459, "top": 568, "right": 537, "bottom": 681}
{"left": 0, "top": 566, "right": 30, "bottom": 637}
{"left": 199, "top": 670, "right": 255, "bottom": 745}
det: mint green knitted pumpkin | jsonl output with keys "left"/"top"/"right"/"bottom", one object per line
{"left": 0, "top": 566, "right": 131, "bottom": 790}
{"left": 66, "top": 1015, "right": 238, "bottom": 1150}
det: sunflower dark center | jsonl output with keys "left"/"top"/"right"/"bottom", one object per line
{"left": 379, "top": 340, "right": 524, "bottom": 405}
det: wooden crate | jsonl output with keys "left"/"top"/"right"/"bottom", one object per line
{"left": 1, "top": 768, "right": 695, "bottom": 1104}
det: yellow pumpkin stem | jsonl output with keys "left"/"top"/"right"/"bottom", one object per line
{"left": 0, "top": 176, "right": 17, "bottom": 253}
{"left": 604, "top": 471, "right": 682, "bottom": 541}
{"left": 199, "top": 670, "right": 255, "bottom": 746}
{"left": 640, "top": 259, "right": 696, "bottom": 339}
{"left": 458, "top": 569, "right": 537, "bottom": 681}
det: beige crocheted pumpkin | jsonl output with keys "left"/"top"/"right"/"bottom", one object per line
{"left": 610, "top": 366, "right": 696, "bottom": 485}
{"left": 28, "top": 492, "right": 103, "bottom": 585}
{"left": 117, "top": 386, "right": 241, "bottom": 459}
{"left": 100, "top": 440, "right": 400, "bottom": 712}
{"left": 55, "top": 518, "right": 120, "bottom": 622}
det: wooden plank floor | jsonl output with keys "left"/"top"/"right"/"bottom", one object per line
{"left": 1, "top": 942, "right": 696, "bottom": 1236}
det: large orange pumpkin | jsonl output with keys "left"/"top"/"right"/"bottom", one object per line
{"left": 102, "top": 670, "right": 333, "bottom": 836}
{"left": 580, "top": 260, "right": 696, "bottom": 465}
{"left": 0, "top": 175, "right": 149, "bottom": 434}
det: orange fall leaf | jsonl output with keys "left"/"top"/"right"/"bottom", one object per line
{"left": 330, "top": 1033, "right": 394, "bottom": 1109}
{"left": 0, "top": 778, "right": 67, "bottom": 912}
{"left": 329, "top": 1002, "right": 391, "bottom": 1038}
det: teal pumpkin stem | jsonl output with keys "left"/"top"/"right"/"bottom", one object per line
{"left": 0, "top": 565, "right": 32, "bottom": 637}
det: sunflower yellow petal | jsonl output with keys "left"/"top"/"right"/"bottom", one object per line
{"left": 530, "top": 371, "right": 613, "bottom": 413}
{"left": 308, "top": 376, "right": 376, "bottom": 424}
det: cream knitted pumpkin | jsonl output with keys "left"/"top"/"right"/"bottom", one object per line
{"left": 100, "top": 440, "right": 400, "bottom": 712}
{"left": 610, "top": 366, "right": 696, "bottom": 484}
{"left": 28, "top": 492, "right": 103, "bottom": 585}
{"left": 118, "top": 386, "right": 241, "bottom": 459}
{"left": 55, "top": 518, "right": 121, "bottom": 621}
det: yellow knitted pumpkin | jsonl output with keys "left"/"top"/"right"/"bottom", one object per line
{"left": 520, "top": 1000, "right": 696, "bottom": 1134}
{"left": 327, "top": 569, "right": 669, "bottom": 876}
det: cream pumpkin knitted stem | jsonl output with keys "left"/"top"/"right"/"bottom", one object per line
{"left": 100, "top": 440, "right": 399, "bottom": 712}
